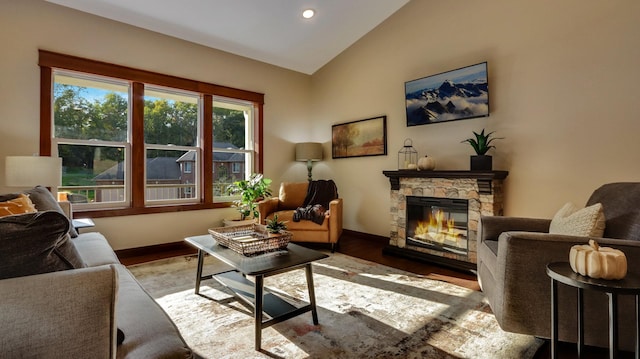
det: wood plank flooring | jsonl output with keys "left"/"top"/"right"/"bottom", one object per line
{"left": 117, "top": 231, "right": 629, "bottom": 359}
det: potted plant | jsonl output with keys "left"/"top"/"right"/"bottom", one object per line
{"left": 461, "top": 129, "right": 503, "bottom": 171}
{"left": 265, "top": 214, "right": 288, "bottom": 234}
{"left": 225, "top": 173, "right": 272, "bottom": 225}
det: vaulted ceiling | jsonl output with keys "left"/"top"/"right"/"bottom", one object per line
{"left": 46, "top": 0, "right": 410, "bottom": 75}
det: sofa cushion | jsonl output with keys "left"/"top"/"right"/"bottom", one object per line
{"left": 114, "top": 265, "right": 193, "bottom": 358}
{"left": 73, "top": 232, "right": 121, "bottom": 266}
{"left": 549, "top": 202, "right": 605, "bottom": 237}
{"left": 0, "top": 194, "right": 37, "bottom": 217}
{"left": 0, "top": 211, "right": 85, "bottom": 280}
{"left": 0, "top": 186, "right": 79, "bottom": 238}
{"left": 279, "top": 182, "right": 309, "bottom": 210}
{"left": 267, "top": 210, "right": 329, "bottom": 231}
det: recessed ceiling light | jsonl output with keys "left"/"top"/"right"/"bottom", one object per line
{"left": 302, "top": 9, "right": 315, "bottom": 19}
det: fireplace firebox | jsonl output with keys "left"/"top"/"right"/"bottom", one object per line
{"left": 406, "top": 196, "right": 469, "bottom": 256}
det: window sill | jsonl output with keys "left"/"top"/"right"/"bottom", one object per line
{"left": 72, "top": 202, "right": 231, "bottom": 219}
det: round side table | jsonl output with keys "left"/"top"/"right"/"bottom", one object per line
{"left": 546, "top": 262, "right": 640, "bottom": 359}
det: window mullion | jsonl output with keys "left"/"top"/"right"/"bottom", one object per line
{"left": 131, "top": 82, "right": 145, "bottom": 208}
{"left": 254, "top": 103, "right": 264, "bottom": 173}
{"left": 202, "top": 94, "right": 213, "bottom": 203}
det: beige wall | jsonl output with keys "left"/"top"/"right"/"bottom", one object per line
{"left": 0, "top": 0, "right": 311, "bottom": 249}
{"left": 311, "top": 0, "right": 640, "bottom": 237}
{"left": 2, "top": 0, "right": 640, "bottom": 248}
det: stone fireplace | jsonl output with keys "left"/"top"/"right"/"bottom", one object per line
{"left": 382, "top": 170, "right": 508, "bottom": 271}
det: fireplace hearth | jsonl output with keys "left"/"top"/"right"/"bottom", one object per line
{"left": 383, "top": 170, "right": 508, "bottom": 271}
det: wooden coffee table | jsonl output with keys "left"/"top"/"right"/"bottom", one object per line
{"left": 184, "top": 234, "right": 329, "bottom": 350}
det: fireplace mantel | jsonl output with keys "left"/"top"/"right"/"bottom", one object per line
{"left": 382, "top": 170, "right": 508, "bottom": 193}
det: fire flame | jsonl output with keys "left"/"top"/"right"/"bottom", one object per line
{"left": 415, "top": 210, "right": 459, "bottom": 244}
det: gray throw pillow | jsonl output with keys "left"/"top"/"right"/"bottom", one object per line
{"left": 0, "top": 211, "right": 86, "bottom": 280}
{"left": 0, "top": 186, "right": 79, "bottom": 238}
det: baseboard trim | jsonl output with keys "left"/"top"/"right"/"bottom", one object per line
{"left": 341, "top": 229, "right": 389, "bottom": 244}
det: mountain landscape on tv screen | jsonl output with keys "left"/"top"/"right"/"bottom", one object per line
{"left": 405, "top": 66, "right": 489, "bottom": 126}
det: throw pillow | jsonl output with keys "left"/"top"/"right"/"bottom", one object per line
{"left": 549, "top": 202, "right": 606, "bottom": 237}
{"left": 0, "top": 211, "right": 86, "bottom": 280}
{"left": 0, "top": 186, "right": 79, "bottom": 237}
{"left": 0, "top": 194, "right": 37, "bottom": 217}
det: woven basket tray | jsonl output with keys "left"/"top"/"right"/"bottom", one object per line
{"left": 208, "top": 223, "right": 291, "bottom": 256}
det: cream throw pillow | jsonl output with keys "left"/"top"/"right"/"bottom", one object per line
{"left": 549, "top": 202, "right": 605, "bottom": 237}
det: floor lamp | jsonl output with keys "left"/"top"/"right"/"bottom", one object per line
{"left": 295, "top": 142, "right": 323, "bottom": 182}
{"left": 5, "top": 156, "right": 62, "bottom": 195}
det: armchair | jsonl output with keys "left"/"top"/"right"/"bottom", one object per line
{"left": 257, "top": 181, "right": 343, "bottom": 251}
{"left": 477, "top": 182, "right": 640, "bottom": 351}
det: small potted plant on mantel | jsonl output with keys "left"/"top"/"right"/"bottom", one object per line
{"left": 461, "top": 129, "right": 503, "bottom": 171}
{"left": 224, "top": 173, "right": 272, "bottom": 226}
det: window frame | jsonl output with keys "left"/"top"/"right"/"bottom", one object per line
{"left": 39, "top": 50, "right": 264, "bottom": 218}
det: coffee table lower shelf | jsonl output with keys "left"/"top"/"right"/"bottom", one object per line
{"left": 211, "top": 270, "right": 316, "bottom": 328}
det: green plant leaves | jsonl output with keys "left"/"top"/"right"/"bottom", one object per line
{"left": 226, "top": 173, "right": 272, "bottom": 220}
{"left": 461, "top": 129, "right": 502, "bottom": 155}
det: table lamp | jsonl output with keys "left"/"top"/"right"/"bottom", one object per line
{"left": 5, "top": 156, "right": 62, "bottom": 194}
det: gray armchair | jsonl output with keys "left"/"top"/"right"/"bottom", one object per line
{"left": 477, "top": 182, "right": 640, "bottom": 351}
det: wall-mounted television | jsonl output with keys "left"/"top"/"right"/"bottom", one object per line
{"left": 405, "top": 62, "right": 489, "bottom": 126}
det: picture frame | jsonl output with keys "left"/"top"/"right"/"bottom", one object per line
{"left": 405, "top": 62, "right": 489, "bottom": 126}
{"left": 332, "top": 115, "right": 387, "bottom": 159}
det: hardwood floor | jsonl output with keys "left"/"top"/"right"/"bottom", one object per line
{"left": 117, "top": 231, "right": 630, "bottom": 359}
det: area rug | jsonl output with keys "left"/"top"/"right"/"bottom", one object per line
{"left": 128, "top": 252, "right": 543, "bottom": 359}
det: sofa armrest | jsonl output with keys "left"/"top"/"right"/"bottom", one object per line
{"left": 0, "top": 265, "right": 119, "bottom": 359}
{"left": 257, "top": 198, "right": 280, "bottom": 224}
{"left": 479, "top": 215, "right": 551, "bottom": 242}
{"left": 328, "top": 198, "right": 343, "bottom": 243}
{"left": 58, "top": 200, "right": 72, "bottom": 219}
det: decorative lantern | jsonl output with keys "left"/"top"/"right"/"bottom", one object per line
{"left": 398, "top": 138, "right": 418, "bottom": 170}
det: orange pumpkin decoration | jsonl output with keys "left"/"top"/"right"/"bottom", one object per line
{"left": 569, "top": 239, "right": 627, "bottom": 280}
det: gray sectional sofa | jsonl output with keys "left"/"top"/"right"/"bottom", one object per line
{"left": 0, "top": 187, "right": 195, "bottom": 358}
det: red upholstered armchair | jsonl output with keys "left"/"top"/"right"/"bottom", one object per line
{"left": 257, "top": 181, "right": 343, "bottom": 251}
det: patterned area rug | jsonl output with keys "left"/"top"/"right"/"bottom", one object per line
{"left": 128, "top": 252, "right": 543, "bottom": 359}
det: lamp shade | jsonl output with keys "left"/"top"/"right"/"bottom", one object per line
{"left": 5, "top": 156, "right": 62, "bottom": 187}
{"left": 295, "top": 142, "right": 323, "bottom": 162}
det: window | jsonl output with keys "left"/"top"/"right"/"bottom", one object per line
{"left": 212, "top": 99, "right": 253, "bottom": 198}
{"left": 53, "top": 72, "right": 130, "bottom": 208}
{"left": 40, "top": 50, "right": 264, "bottom": 217}
{"left": 144, "top": 87, "right": 199, "bottom": 204}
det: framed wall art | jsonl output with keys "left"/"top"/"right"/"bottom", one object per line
{"left": 332, "top": 115, "right": 387, "bottom": 159}
{"left": 405, "top": 62, "right": 489, "bottom": 126}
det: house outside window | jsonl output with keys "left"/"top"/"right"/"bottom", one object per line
{"left": 40, "top": 51, "right": 264, "bottom": 217}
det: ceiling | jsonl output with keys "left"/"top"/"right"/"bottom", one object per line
{"left": 46, "top": 0, "right": 410, "bottom": 75}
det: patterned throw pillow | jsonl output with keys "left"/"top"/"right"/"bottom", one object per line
{"left": 0, "top": 194, "right": 37, "bottom": 217}
{"left": 549, "top": 202, "right": 606, "bottom": 237}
